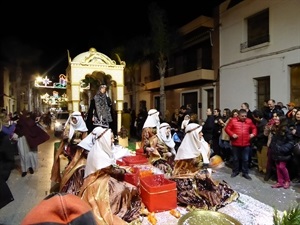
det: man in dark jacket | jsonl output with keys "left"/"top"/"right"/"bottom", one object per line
{"left": 263, "top": 99, "right": 284, "bottom": 121}
{"left": 225, "top": 109, "right": 257, "bottom": 180}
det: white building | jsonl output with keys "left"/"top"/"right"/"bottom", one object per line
{"left": 219, "top": 0, "right": 300, "bottom": 110}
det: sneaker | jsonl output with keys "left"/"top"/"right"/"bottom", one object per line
{"left": 231, "top": 172, "right": 239, "bottom": 178}
{"left": 242, "top": 174, "right": 252, "bottom": 180}
{"left": 271, "top": 183, "right": 283, "bottom": 188}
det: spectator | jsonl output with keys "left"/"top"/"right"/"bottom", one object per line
{"left": 202, "top": 108, "right": 214, "bottom": 145}
{"left": 286, "top": 102, "right": 296, "bottom": 121}
{"left": 269, "top": 116, "right": 294, "bottom": 189}
{"left": 0, "top": 113, "right": 17, "bottom": 181}
{"left": 241, "top": 102, "right": 255, "bottom": 168}
{"left": 219, "top": 108, "right": 232, "bottom": 161}
{"left": 225, "top": 109, "right": 257, "bottom": 180}
{"left": 263, "top": 99, "right": 284, "bottom": 121}
{"left": 177, "top": 105, "right": 187, "bottom": 131}
{"left": 263, "top": 110, "right": 285, "bottom": 181}
{"left": 212, "top": 108, "right": 222, "bottom": 157}
{"left": 277, "top": 102, "right": 288, "bottom": 114}
{"left": 251, "top": 109, "right": 268, "bottom": 173}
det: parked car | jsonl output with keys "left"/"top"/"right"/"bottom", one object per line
{"left": 54, "top": 111, "right": 69, "bottom": 137}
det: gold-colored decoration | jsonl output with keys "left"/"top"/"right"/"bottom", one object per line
{"left": 177, "top": 210, "right": 242, "bottom": 225}
{"left": 82, "top": 48, "right": 117, "bottom": 65}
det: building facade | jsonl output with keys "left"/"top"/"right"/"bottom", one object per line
{"left": 219, "top": 0, "right": 300, "bottom": 110}
{"left": 124, "top": 15, "right": 221, "bottom": 121}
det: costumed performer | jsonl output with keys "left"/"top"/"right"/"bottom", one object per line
{"left": 79, "top": 127, "right": 141, "bottom": 225}
{"left": 171, "top": 123, "right": 239, "bottom": 210}
{"left": 145, "top": 122, "right": 176, "bottom": 177}
{"left": 51, "top": 111, "right": 88, "bottom": 184}
{"left": 141, "top": 109, "right": 160, "bottom": 154}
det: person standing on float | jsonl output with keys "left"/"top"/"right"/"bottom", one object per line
{"left": 86, "top": 84, "right": 113, "bottom": 133}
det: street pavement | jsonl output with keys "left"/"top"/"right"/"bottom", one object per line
{"left": 1, "top": 129, "right": 300, "bottom": 225}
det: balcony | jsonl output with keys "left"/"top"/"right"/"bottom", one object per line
{"left": 145, "top": 69, "right": 214, "bottom": 90}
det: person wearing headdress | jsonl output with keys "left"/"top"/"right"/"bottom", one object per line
{"left": 79, "top": 127, "right": 141, "bottom": 225}
{"left": 146, "top": 122, "right": 176, "bottom": 177}
{"left": 141, "top": 108, "right": 160, "bottom": 154}
{"left": 86, "top": 84, "right": 113, "bottom": 133}
{"left": 171, "top": 123, "right": 239, "bottom": 210}
{"left": 58, "top": 126, "right": 101, "bottom": 195}
{"left": 51, "top": 111, "right": 88, "bottom": 184}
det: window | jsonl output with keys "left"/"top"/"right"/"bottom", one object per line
{"left": 247, "top": 9, "right": 269, "bottom": 48}
{"left": 255, "top": 76, "right": 270, "bottom": 110}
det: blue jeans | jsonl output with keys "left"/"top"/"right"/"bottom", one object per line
{"left": 231, "top": 146, "right": 251, "bottom": 175}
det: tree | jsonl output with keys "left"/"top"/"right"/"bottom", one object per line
{"left": 111, "top": 36, "right": 149, "bottom": 111}
{"left": 147, "top": 2, "right": 181, "bottom": 118}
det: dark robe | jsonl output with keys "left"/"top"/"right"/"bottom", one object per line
{"left": 86, "top": 94, "right": 114, "bottom": 133}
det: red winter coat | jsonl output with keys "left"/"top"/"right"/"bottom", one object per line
{"left": 225, "top": 117, "right": 257, "bottom": 147}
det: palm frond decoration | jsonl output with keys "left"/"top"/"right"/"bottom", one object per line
{"left": 273, "top": 204, "right": 300, "bottom": 225}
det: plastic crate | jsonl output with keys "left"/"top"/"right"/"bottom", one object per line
{"left": 124, "top": 167, "right": 140, "bottom": 186}
{"left": 116, "top": 160, "right": 126, "bottom": 166}
{"left": 140, "top": 174, "right": 177, "bottom": 212}
{"left": 135, "top": 148, "right": 145, "bottom": 156}
{"left": 122, "top": 155, "right": 149, "bottom": 166}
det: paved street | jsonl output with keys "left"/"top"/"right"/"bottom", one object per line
{"left": 1, "top": 129, "right": 300, "bottom": 225}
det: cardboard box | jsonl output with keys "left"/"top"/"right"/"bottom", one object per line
{"left": 140, "top": 174, "right": 177, "bottom": 212}
{"left": 122, "top": 155, "right": 149, "bottom": 166}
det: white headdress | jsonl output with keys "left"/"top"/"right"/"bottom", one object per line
{"left": 143, "top": 109, "right": 160, "bottom": 129}
{"left": 84, "top": 128, "right": 115, "bottom": 178}
{"left": 175, "top": 123, "right": 210, "bottom": 163}
{"left": 66, "top": 111, "right": 88, "bottom": 140}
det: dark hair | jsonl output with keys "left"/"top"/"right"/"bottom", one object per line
{"left": 223, "top": 108, "right": 232, "bottom": 120}
{"left": 252, "top": 109, "right": 263, "bottom": 118}
{"left": 239, "top": 109, "right": 247, "bottom": 114}
{"left": 231, "top": 109, "right": 239, "bottom": 116}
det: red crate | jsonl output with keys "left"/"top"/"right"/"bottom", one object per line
{"left": 124, "top": 167, "right": 140, "bottom": 186}
{"left": 122, "top": 155, "right": 149, "bottom": 166}
{"left": 140, "top": 174, "right": 177, "bottom": 212}
{"left": 135, "top": 148, "right": 145, "bottom": 156}
{"left": 116, "top": 160, "right": 126, "bottom": 166}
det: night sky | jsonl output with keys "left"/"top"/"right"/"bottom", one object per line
{"left": 0, "top": 1, "right": 224, "bottom": 80}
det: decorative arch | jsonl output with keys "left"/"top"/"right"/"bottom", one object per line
{"left": 66, "top": 47, "right": 125, "bottom": 132}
